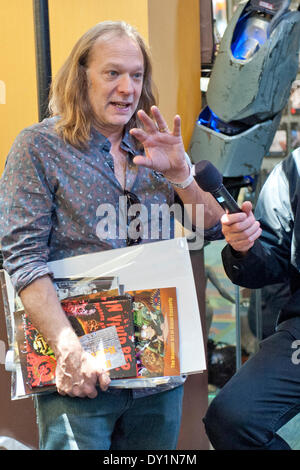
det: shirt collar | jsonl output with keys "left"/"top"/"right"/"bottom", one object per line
{"left": 90, "top": 127, "right": 111, "bottom": 153}
{"left": 121, "top": 127, "right": 140, "bottom": 157}
{"left": 90, "top": 126, "right": 140, "bottom": 157}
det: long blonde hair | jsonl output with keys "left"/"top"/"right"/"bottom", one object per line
{"left": 49, "top": 21, "right": 157, "bottom": 149}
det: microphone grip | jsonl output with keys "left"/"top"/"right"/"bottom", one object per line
{"left": 212, "top": 186, "right": 241, "bottom": 214}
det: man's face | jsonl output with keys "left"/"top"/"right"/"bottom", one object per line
{"left": 87, "top": 35, "right": 144, "bottom": 136}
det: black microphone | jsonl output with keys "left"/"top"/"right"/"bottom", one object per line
{"left": 194, "top": 160, "right": 241, "bottom": 213}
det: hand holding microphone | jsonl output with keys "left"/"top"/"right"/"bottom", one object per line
{"left": 194, "top": 160, "right": 262, "bottom": 252}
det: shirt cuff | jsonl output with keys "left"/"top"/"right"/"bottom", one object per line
{"left": 204, "top": 221, "right": 223, "bottom": 241}
{"left": 9, "top": 264, "right": 53, "bottom": 294}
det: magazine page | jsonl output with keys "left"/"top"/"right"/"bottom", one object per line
{"left": 128, "top": 287, "right": 180, "bottom": 378}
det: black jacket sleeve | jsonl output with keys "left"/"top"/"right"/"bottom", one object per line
{"left": 221, "top": 240, "right": 289, "bottom": 289}
{"left": 221, "top": 154, "right": 297, "bottom": 290}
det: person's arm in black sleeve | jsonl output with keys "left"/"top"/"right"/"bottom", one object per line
{"left": 221, "top": 156, "right": 294, "bottom": 289}
{"left": 222, "top": 238, "right": 278, "bottom": 288}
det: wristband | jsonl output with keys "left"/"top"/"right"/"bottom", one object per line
{"left": 166, "top": 153, "right": 195, "bottom": 189}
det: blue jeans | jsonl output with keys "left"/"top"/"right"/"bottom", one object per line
{"left": 35, "top": 385, "right": 184, "bottom": 450}
{"left": 204, "top": 318, "right": 300, "bottom": 450}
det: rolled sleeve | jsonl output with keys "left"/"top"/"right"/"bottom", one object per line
{"left": 0, "top": 129, "right": 55, "bottom": 293}
{"left": 8, "top": 263, "right": 52, "bottom": 294}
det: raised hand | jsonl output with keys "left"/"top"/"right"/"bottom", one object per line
{"left": 221, "top": 201, "right": 262, "bottom": 253}
{"left": 129, "top": 106, "right": 190, "bottom": 183}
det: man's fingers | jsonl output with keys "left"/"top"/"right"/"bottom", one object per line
{"left": 137, "top": 109, "right": 157, "bottom": 133}
{"left": 221, "top": 211, "right": 248, "bottom": 226}
{"left": 220, "top": 198, "right": 261, "bottom": 252}
{"left": 227, "top": 225, "right": 262, "bottom": 252}
{"left": 172, "top": 115, "right": 181, "bottom": 137}
{"left": 57, "top": 381, "right": 99, "bottom": 399}
{"left": 241, "top": 200, "right": 253, "bottom": 214}
{"left": 74, "top": 383, "right": 99, "bottom": 399}
{"left": 98, "top": 371, "right": 111, "bottom": 391}
{"left": 222, "top": 216, "right": 260, "bottom": 235}
{"left": 129, "top": 127, "right": 148, "bottom": 144}
{"left": 150, "top": 106, "right": 170, "bottom": 133}
{"left": 132, "top": 154, "right": 153, "bottom": 168}
{"left": 221, "top": 200, "right": 254, "bottom": 226}
{"left": 223, "top": 222, "right": 261, "bottom": 244}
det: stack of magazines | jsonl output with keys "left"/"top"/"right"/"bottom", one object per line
{"left": 2, "top": 274, "right": 180, "bottom": 398}
{"left": 1, "top": 238, "right": 206, "bottom": 400}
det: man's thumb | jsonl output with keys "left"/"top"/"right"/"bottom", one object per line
{"left": 241, "top": 200, "right": 253, "bottom": 215}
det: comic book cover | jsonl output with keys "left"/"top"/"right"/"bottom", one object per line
{"left": 13, "top": 284, "right": 180, "bottom": 395}
{"left": 61, "top": 296, "right": 137, "bottom": 379}
{"left": 14, "top": 295, "right": 136, "bottom": 395}
{"left": 14, "top": 310, "right": 57, "bottom": 395}
{"left": 127, "top": 287, "right": 180, "bottom": 378}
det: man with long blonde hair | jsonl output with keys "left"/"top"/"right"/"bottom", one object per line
{"left": 49, "top": 21, "right": 156, "bottom": 150}
{"left": 0, "top": 21, "right": 223, "bottom": 449}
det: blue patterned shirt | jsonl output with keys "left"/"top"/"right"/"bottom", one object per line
{"left": 0, "top": 117, "right": 177, "bottom": 293}
{"left": 0, "top": 116, "right": 220, "bottom": 396}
